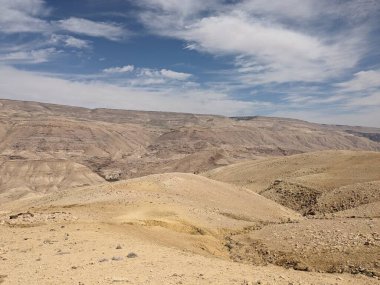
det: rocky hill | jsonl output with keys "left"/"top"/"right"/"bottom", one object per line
{"left": 1, "top": 99, "right": 380, "bottom": 201}
{"left": 205, "top": 150, "right": 380, "bottom": 217}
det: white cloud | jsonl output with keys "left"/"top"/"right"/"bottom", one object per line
{"left": 58, "top": 17, "right": 126, "bottom": 41}
{"left": 0, "top": 0, "right": 50, "bottom": 34}
{"left": 0, "top": 1, "right": 127, "bottom": 66}
{"left": 62, "top": 36, "right": 90, "bottom": 49}
{"left": 49, "top": 34, "right": 91, "bottom": 49}
{"left": 103, "top": 65, "right": 135, "bottom": 74}
{"left": 0, "top": 66, "right": 258, "bottom": 116}
{"left": 132, "top": 68, "right": 192, "bottom": 84}
{"left": 238, "top": 0, "right": 380, "bottom": 23}
{"left": 159, "top": 69, "right": 191, "bottom": 80}
{"left": 0, "top": 48, "right": 58, "bottom": 64}
{"left": 137, "top": 3, "right": 364, "bottom": 84}
{"left": 336, "top": 70, "right": 380, "bottom": 92}
{"left": 0, "top": 1, "right": 127, "bottom": 42}
{"left": 138, "top": 0, "right": 217, "bottom": 17}
{"left": 2, "top": 66, "right": 379, "bottom": 127}
{"left": 238, "top": 0, "right": 317, "bottom": 20}
{"left": 345, "top": 92, "right": 380, "bottom": 107}
{"left": 101, "top": 66, "right": 191, "bottom": 82}
{"left": 285, "top": 93, "right": 347, "bottom": 106}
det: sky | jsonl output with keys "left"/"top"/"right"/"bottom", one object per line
{"left": 0, "top": 0, "right": 380, "bottom": 127}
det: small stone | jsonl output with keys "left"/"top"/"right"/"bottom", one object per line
{"left": 112, "top": 278, "right": 129, "bottom": 283}
{"left": 116, "top": 244, "right": 122, "bottom": 249}
{"left": 112, "top": 256, "right": 123, "bottom": 261}
{"left": 127, "top": 252, "right": 137, "bottom": 258}
{"left": 98, "top": 258, "right": 108, "bottom": 263}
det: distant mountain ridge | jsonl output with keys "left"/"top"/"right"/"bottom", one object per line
{"left": 1, "top": 99, "right": 380, "bottom": 201}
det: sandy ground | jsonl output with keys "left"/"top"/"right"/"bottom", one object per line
{"left": 1, "top": 219, "right": 378, "bottom": 285}
{"left": 0, "top": 173, "right": 379, "bottom": 284}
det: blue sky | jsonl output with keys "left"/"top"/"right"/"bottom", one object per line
{"left": 1, "top": 0, "right": 380, "bottom": 126}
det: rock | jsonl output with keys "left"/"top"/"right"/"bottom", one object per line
{"left": 294, "top": 262, "right": 309, "bottom": 271}
{"left": 127, "top": 252, "right": 137, "bottom": 258}
{"left": 112, "top": 277, "right": 130, "bottom": 283}
{"left": 112, "top": 256, "right": 123, "bottom": 261}
{"left": 9, "top": 212, "right": 34, "bottom": 220}
{"left": 98, "top": 258, "right": 108, "bottom": 263}
{"left": 116, "top": 244, "right": 122, "bottom": 249}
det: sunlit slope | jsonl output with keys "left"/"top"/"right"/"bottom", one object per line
{"left": 205, "top": 150, "right": 380, "bottom": 216}
{"left": 0, "top": 159, "right": 104, "bottom": 203}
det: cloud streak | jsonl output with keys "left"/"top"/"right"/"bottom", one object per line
{"left": 336, "top": 70, "right": 380, "bottom": 92}
{"left": 0, "top": 48, "right": 59, "bottom": 64}
{"left": 58, "top": 18, "right": 126, "bottom": 41}
{"left": 103, "top": 65, "right": 135, "bottom": 73}
{"left": 0, "top": 0, "right": 51, "bottom": 34}
{"left": 0, "top": 1, "right": 128, "bottom": 41}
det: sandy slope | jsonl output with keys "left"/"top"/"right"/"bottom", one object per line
{"left": 1, "top": 173, "right": 377, "bottom": 284}
{"left": 205, "top": 150, "right": 380, "bottom": 216}
{"left": 1, "top": 100, "right": 380, "bottom": 284}
{"left": 0, "top": 159, "right": 104, "bottom": 203}
{"left": 0, "top": 222, "right": 376, "bottom": 285}
{"left": 202, "top": 151, "right": 380, "bottom": 279}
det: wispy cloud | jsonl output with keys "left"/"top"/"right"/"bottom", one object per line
{"left": 101, "top": 66, "right": 192, "bottom": 82}
{"left": 57, "top": 17, "right": 127, "bottom": 41}
{"left": 103, "top": 65, "right": 135, "bottom": 73}
{"left": 49, "top": 34, "right": 91, "bottom": 49}
{"left": 0, "top": 0, "right": 51, "bottom": 34}
{"left": 0, "top": 1, "right": 128, "bottom": 68}
{"left": 135, "top": 0, "right": 377, "bottom": 84}
{"left": 335, "top": 70, "right": 380, "bottom": 92}
{"left": 156, "top": 69, "right": 192, "bottom": 80}
{"left": 0, "top": 1, "right": 127, "bottom": 41}
{"left": 0, "top": 48, "right": 59, "bottom": 64}
{"left": 345, "top": 92, "right": 380, "bottom": 108}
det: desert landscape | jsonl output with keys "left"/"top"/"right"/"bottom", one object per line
{"left": 0, "top": 100, "right": 379, "bottom": 284}
{"left": 2, "top": 0, "right": 380, "bottom": 284}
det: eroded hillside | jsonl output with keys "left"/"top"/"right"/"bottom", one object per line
{"left": 1, "top": 99, "right": 380, "bottom": 201}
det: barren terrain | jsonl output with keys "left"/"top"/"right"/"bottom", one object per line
{"left": 1, "top": 99, "right": 380, "bottom": 201}
{"left": 0, "top": 100, "right": 379, "bottom": 284}
{"left": 1, "top": 173, "right": 379, "bottom": 284}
